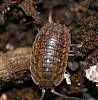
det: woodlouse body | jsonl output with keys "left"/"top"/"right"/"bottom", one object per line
{"left": 31, "top": 22, "right": 71, "bottom": 89}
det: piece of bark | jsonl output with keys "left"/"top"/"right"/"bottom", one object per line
{"left": 0, "top": 47, "right": 32, "bottom": 88}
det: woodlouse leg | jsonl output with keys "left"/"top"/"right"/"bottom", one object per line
{"left": 48, "top": 6, "right": 52, "bottom": 23}
{"left": 69, "top": 50, "right": 75, "bottom": 57}
{"left": 51, "top": 89, "right": 84, "bottom": 100}
{"left": 64, "top": 72, "right": 71, "bottom": 85}
{"left": 70, "top": 43, "right": 83, "bottom": 48}
{"left": 40, "top": 89, "right": 46, "bottom": 100}
{"left": 69, "top": 53, "right": 75, "bottom": 57}
{"left": 48, "top": 1, "right": 53, "bottom": 23}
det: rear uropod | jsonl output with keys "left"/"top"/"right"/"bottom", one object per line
{"left": 30, "top": 22, "right": 73, "bottom": 99}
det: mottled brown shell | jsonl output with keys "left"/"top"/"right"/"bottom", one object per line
{"left": 30, "top": 23, "right": 71, "bottom": 89}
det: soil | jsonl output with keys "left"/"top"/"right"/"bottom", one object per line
{"left": 0, "top": 0, "right": 98, "bottom": 100}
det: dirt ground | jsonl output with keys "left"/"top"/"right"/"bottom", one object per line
{"left": 0, "top": 0, "right": 98, "bottom": 100}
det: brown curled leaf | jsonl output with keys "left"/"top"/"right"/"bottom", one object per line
{"left": 18, "top": 0, "right": 41, "bottom": 24}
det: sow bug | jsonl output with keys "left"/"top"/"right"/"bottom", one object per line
{"left": 30, "top": 19, "right": 82, "bottom": 99}
{"left": 30, "top": 22, "right": 71, "bottom": 87}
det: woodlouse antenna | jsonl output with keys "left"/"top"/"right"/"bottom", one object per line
{"left": 40, "top": 89, "right": 46, "bottom": 100}
{"left": 51, "top": 89, "right": 83, "bottom": 100}
{"left": 64, "top": 73, "right": 71, "bottom": 85}
{"left": 48, "top": 5, "right": 53, "bottom": 23}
